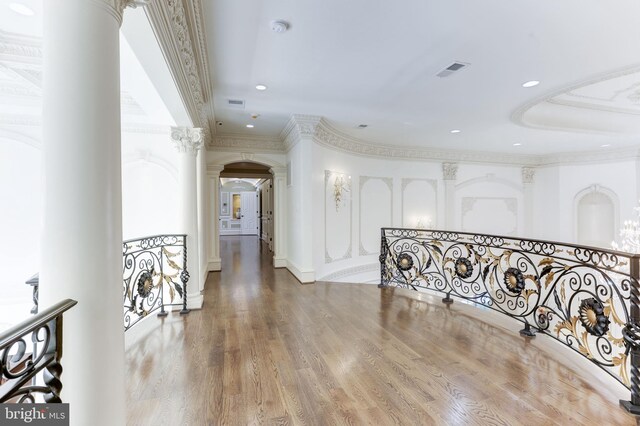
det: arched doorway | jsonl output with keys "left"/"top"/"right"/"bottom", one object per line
{"left": 206, "top": 155, "right": 287, "bottom": 272}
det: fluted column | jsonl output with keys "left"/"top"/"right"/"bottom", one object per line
{"left": 171, "top": 127, "right": 203, "bottom": 309}
{"left": 522, "top": 167, "right": 536, "bottom": 236}
{"left": 40, "top": 1, "right": 144, "bottom": 425}
{"left": 443, "top": 163, "right": 458, "bottom": 230}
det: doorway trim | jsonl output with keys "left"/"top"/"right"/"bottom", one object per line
{"left": 206, "top": 153, "right": 287, "bottom": 271}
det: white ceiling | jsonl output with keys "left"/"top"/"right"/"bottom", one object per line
{"left": 205, "top": 0, "right": 640, "bottom": 155}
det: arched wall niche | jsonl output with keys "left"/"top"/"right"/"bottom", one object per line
{"left": 574, "top": 184, "right": 619, "bottom": 249}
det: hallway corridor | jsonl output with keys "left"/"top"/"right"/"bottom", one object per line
{"left": 125, "top": 236, "right": 636, "bottom": 425}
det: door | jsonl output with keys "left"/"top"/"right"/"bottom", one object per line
{"left": 241, "top": 192, "right": 258, "bottom": 235}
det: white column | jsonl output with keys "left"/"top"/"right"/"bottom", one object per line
{"left": 171, "top": 127, "right": 203, "bottom": 309}
{"left": 196, "top": 148, "right": 208, "bottom": 289}
{"left": 443, "top": 162, "right": 458, "bottom": 230}
{"left": 207, "top": 165, "right": 223, "bottom": 271}
{"left": 270, "top": 167, "right": 288, "bottom": 267}
{"left": 40, "top": 1, "right": 133, "bottom": 424}
{"left": 522, "top": 167, "right": 536, "bottom": 237}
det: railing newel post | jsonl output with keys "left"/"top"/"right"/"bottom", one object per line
{"left": 621, "top": 254, "right": 640, "bottom": 414}
{"left": 158, "top": 243, "right": 168, "bottom": 317}
{"left": 379, "top": 228, "right": 389, "bottom": 289}
{"left": 180, "top": 234, "right": 190, "bottom": 315}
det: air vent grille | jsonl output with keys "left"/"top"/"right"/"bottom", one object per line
{"left": 227, "top": 99, "right": 245, "bottom": 108}
{"left": 436, "top": 62, "right": 469, "bottom": 78}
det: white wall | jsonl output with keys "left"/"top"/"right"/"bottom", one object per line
{"left": 121, "top": 131, "right": 180, "bottom": 240}
{"left": 301, "top": 142, "right": 639, "bottom": 284}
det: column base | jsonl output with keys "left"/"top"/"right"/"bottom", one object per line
{"left": 273, "top": 257, "right": 287, "bottom": 268}
{"left": 186, "top": 293, "right": 204, "bottom": 310}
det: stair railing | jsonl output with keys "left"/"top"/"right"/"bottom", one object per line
{"left": 0, "top": 299, "right": 77, "bottom": 403}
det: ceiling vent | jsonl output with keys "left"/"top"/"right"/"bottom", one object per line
{"left": 227, "top": 99, "right": 245, "bottom": 109}
{"left": 436, "top": 62, "right": 469, "bottom": 78}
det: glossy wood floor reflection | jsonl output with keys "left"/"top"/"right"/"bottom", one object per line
{"left": 125, "top": 236, "right": 638, "bottom": 425}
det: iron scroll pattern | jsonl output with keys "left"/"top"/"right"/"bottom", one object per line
{"left": 379, "top": 227, "right": 640, "bottom": 390}
{"left": 123, "top": 234, "right": 189, "bottom": 331}
{"left": 0, "top": 299, "right": 77, "bottom": 403}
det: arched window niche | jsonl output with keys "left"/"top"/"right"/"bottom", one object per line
{"left": 574, "top": 184, "right": 619, "bottom": 249}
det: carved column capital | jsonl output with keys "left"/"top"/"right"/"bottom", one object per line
{"left": 522, "top": 167, "right": 536, "bottom": 184}
{"left": 171, "top": 126, "right": 203, "bottom": 155}
{"left": 442, "top": 162, "right": 458, "bottom": 181}
{"left": 92, "top": 0, "right": 149, "bottom": 25}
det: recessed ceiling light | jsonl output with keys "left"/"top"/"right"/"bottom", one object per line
{"left": 601, "top": 144, "right": 611, "bottom": 148}
{"left": 513, "top": 143, "right": 522, "bottom": 146}
{"left": 255, "top": 84, "right": 267, "bottom": 91}
{"left": 246, "top": 124, "right": 254, "bottom": 128}
{"left": 522, "top": 80, "right": 540, "bottom": 88}
{"left": 9, "top": 3, "right": 35, "bottom": 16}
{"left": 450, "top": 129, "right": 461, "bottom": 134}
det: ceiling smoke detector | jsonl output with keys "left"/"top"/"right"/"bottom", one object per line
{"left": 357, "top": 124, "right": 368, "bottom": 128}
{"left": 271, "top": 20, "right": 290, "bottom": 33}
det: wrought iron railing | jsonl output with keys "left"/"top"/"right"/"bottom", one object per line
{"left": 0, "top": 299, "right": 77, "bottom": 403}
{"left": 379, "top": 227, "right": 640, "bottom": 414}
{"left": 123, "top": 234, "right": 190, "bottom": 331}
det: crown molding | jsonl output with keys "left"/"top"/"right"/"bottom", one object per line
{"left": 313, "top": 118, "right": 539, "bottom": 166}
{"left": 210, "top": 133, "right": 284, "bottom": 153}
{"left": 145, "top": 0, "right": 212, "bottom": 143}
{"left": 0, "top": 30, "right": 41, "bottom": 67}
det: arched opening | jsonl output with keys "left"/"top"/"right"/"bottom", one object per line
{"left": 207, "top": 157, "right": 289, "bottom": 274}
{"left": 576, "top": 187, "right": 617, "bottom": 248}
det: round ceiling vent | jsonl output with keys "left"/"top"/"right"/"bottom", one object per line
{"left": 271, "top": 20, "right": 290, "bottom": 33}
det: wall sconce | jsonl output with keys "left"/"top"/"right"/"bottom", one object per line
{"left": 415, "top": 216, "right": 432, "bottom": 229}
{"left": 333, "top": 174, "right": 351, "bottom": 212}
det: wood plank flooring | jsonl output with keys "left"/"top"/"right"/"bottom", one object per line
{"left": 125, "top": 236, "right": 639, "bottom": 425}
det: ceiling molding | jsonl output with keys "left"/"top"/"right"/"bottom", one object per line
{"left": 144, "top": 0, "right": 212, "bottom": 142}
{"left": 210, "top": 133, "right": 284, "bottom": 153}
{"left": 0, "top": 30, "right": 41, "bottom": 67}
{"left": 313, "top": 118, "right": 539, "bottom": 166}
{"left": 511, "top": 63, "right": 640, "bottom": 133}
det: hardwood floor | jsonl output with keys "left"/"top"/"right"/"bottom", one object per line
{"left": 125, "top": 236, "right": 638, "bottom": 425}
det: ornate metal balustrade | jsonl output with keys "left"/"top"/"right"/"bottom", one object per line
{"left": 123, "top": 234, "right": 190, "bottom": 331}
{"left": 379, "top": 227, "right": 640, "bottom": 414}
{"left": 0, "top": 299, "right": 77, "bottom": 403}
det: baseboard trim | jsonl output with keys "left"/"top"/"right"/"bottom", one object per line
{"left": 208, "top": 258, "right": 221, "bottom": 271}
{"left": 273, "top": 257, "right": 287, "bottom": 268}
{"left": 286, "top": 261, "right": 315, "bottom": 284}
{"left": 187, "top": 293, "right": 204, "bottom": 310}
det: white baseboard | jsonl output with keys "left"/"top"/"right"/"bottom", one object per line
{"left": 187, "top": 293, "right": 203, "bottom": 310}
{"left": 286, "top": 260, "right": 315, "bottom": 284}
{"left": 273, "top": 257, "right": 287, "bottom": 268}
{"left": 208, "top": 258, "right": 221, "bottom": 271}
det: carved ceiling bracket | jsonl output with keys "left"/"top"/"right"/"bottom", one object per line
{"left": 144, "top": 0, "right": 214, "bottom": 145}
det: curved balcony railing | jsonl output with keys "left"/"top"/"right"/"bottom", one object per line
{"left": 0, "top": 299, "right": 77, "bottom": 403}
{"left": 378, "top": 227, "right": 640, "bottom": 414}
{"left": 123, "top": 234, "right": 190, "bottom": 331}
